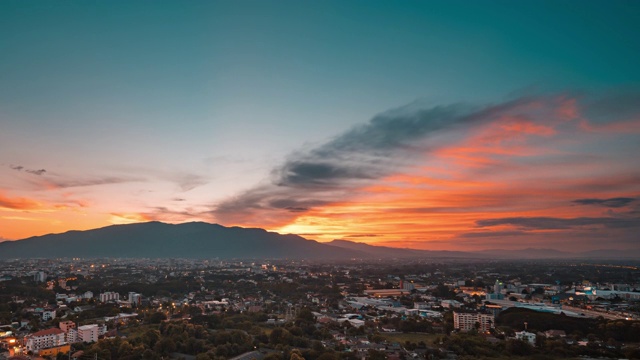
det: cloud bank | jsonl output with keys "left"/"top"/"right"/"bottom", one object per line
{"left": 212, "top": 91, "right": 640, "bottom": 250}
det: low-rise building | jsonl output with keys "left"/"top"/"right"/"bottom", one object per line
{"left": 39, "top": 344, "right": 70, "bottom": 357}
{"left": 515, "top": 330, "right": 536, "bottom": 345}
{"left": 42, "top": 310, "right": 56, "bottom": 321}
{"left": 24, "top": 328, "right": 66, "bottom": 353}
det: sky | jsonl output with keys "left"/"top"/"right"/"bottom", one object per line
{"left": 1, "top": 1, "right": 639, "bottom": 251}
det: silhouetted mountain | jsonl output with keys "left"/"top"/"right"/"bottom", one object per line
{"left": 0, "top": 222, "right": 363, "bottom": 260}
{"left": 1, "top": 223, "right": 637, "bottom": 260}
{"left": 478, "top": 248, "right": 570, "bottom": 259}
{"left": 577, "top": 249, "right": 640, "bottom": 259}
{"left": 329, "top": 241, "right": 640, "bottom": 260}
{"left": 327, "top": 239, "right": 479, "bottom": 258}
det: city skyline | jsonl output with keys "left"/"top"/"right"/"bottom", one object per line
{"left": 1, "top": 1, "right": 639, "bottom": 251}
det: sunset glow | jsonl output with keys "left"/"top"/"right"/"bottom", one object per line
{"left": 1, "top": 1, "right": 639, "bottom": 252}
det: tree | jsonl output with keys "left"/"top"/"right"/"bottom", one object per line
{"left": 367, "top": 349, "right": 387, "bottom": 360}
{"left": 290, "top": 349, "right": 305, "bottom": 360}
{"left": 296, "top": 308, "right": 316, "bottom": 324}
{"left": 270, "top": 327, "right": 293, "bottom": 346}
{"left": 506, "top": 339, "right": 532, "bottom": 356}
{"left": 154, "top": 338, "right": 176, "bottom": 355}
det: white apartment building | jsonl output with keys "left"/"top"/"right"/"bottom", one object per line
{"left": 99, "top": 291, "right": 120, "bottom": 303}
{"left": 34, "top": 271, "right": 46, "bottom": 282}
{"left": 24, "top": 328, "right": 66, "bottom": 352}
{"left": 77, "top": 324, "right": 106, "bottom": 343}
{"left": 67, "top": 328, "right": 78, "bottom": 343}
{"left": 516, "top": 330, "right": 537, "bottom": 345}
{"left": 453, "top": 312, "right": 495, "bottom": 332}
{"left": 128, "top": 292, "right": 141, "bottom": 306}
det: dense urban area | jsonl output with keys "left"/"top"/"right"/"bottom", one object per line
{"left": 1, "top": 258, "right": 640, "bottom": 360}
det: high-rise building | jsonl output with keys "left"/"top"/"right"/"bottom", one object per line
{"left": 34, "top": 271, "right": 46, "bottom": 282}
{"left": 453, "top": 312, "right": 494, "bottom": 332}
{"left": 99, "top": 291, "right": 120, "bottom": 303}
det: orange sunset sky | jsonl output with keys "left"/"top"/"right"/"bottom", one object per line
{"left": 2, "top": 2, "right": 639, "bottom": 251}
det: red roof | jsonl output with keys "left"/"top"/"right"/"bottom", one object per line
{"left": 29, "top": 328, "right": 65, "bottom": 337}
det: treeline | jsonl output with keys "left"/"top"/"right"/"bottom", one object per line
{"left": 497, "top": 308, "right": 640, "bottom": 342}
{"left": 437, "top": 332, "right": 640, "bottom": 360}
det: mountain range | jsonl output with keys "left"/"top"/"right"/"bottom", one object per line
{"left": 0, "top": 221, "right": 637, "bottom": 260}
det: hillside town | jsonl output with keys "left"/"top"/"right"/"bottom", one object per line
{"left": 1, "top": 258, "right": 640, "bottom": 360}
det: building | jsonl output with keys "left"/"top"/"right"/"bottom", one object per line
{"left": 441, "top": 300, "right": 462, "bottom": 308}
{"left": 484, "top": 304, "right": 503, "bottom": 317}
{"left": 33, "top": 271, "right": 46, "bottom": 283}
{"left": 400, "top": 280, "right": 415, "bottom": 291}
{"left": 363, "top": 289, "right": 411, "bottom": 297}
{"left": 413, "top": 302, "right": 430, "bottom": 310}
{"left": 42, "top": 310, "right": 56, "bottom": 321}
{"left": 516, "top": 330, "right": 536, "bottom": 345}
{"left": 76, "top": 324, "right": 106, "bottom": 343}
{"left": 453, "top": 312, "right": 495, "bottom": 332}
{"left": 59, "top": 321, "right": 75, "bottom": 331}
{"left": 99, "top": 292, "right": 119, "bottom": 303}
{"left": 24, "top": 328, "right": 66, "bottom": 353}
{"left": 67, "top": 328, "right": 78, "bottom": 343}
{"left": 74, "top": 305, "right": 94, "bottom": 313}
{"left": 486, "top": 280, "right": 505, "bottom": 300}
{"left": 128, "top": 292, "right": 141, "bottom": 306}
{"left": 38, "top": 344, "right": 70, "bottom": 357}
{"left": 544, "top": 329, "right": 566, "bottom": 338}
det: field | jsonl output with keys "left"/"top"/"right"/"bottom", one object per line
{"left": 379, "top": 332, "right": 439, "bottom": 344}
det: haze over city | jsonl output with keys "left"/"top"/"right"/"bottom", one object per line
{"left": 1, "top": 1, "right": 639, "bottom": 252}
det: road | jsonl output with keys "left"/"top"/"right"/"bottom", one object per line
{"left": 561, "top": 305, "right": 628, "bottom": 320}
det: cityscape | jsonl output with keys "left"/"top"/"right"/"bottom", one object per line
{"left": 1, "top": 257, "right": 640, "bottom": 359}
{"left": 2, "top": 1, "right": 640, "bottom": 359}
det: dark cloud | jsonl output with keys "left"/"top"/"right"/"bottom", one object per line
{"left": 214, "top": 185, "right": 331, "bottom": 225}
{"left": 212, "top": 100, "right": 494, "bottom": 223}
{"left": 44, "top": 176, "right": 140, "bottom": 188}
{"left": 9, "top": 164, "right": 46, "bottom": 175}
{"left": 284, "top": 207, "right": 308, "bottom": 213}
{"left": 274, "top": 102, "right": 480, "bottom": 188}
{"left": 26, "top": 169, "right": 46, "bottom": 175}
{"left": 170, "top": 173, "right": 208, "bottom": 192}
{"left": 476, "top": 216, "right": 640, "bottom": 230}
{"left": 572, "top": 197, "right": 637, "bottom": 208}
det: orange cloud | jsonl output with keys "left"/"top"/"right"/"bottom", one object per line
{"left": 0, "top": 191, "right": 43, "bottom": 211}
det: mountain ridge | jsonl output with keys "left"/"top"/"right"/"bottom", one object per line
{"left": 0, "top": 221, "right": 362, "bottom": 260}
{"left": 1, "top": 222, "right": 637, "bottom": 260}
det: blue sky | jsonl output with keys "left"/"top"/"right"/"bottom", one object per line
{"left": 1, "top": 1, "right": 639, "bottom": 250}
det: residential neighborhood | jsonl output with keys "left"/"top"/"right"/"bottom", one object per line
{"left": 1, "top": 257, "right": 640, "bottom": 359}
